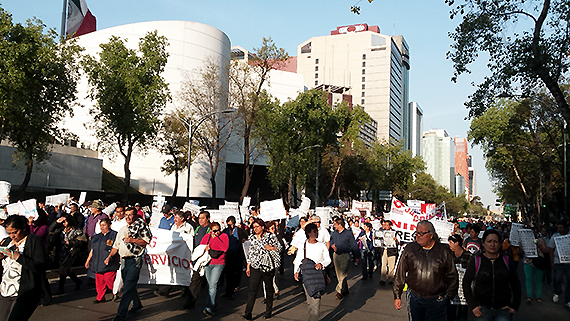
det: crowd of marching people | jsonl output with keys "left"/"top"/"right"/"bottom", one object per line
{"left": 0, "top": 197, "right": 569, "bottom": 321}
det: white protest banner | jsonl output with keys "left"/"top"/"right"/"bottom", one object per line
{"left": 182, "top": 202, "right": 201, "bottom": 215}
{"left": 390, "top": 198, "right": 434, "bottom": 222}
{"left": 45, "top": 193, "right": 70, "bottom": 206}
{"left": 78, "top": 192, "right": 87, "bottom": 206}
{"left": 239, "top": 206, "right": 249, "bottom": 223}
{"left": 429, "top": 218, "right": 454, "bottom": 243}
{"left": 510, "top": 223, "right": 525, "bottom": 246}
{"left": 150, "top": 193, "right": 166, "bottom": 227}
{"left": 259, "top": 199, "right": 287, "bottom": 221}
{"left": 407, "top": 200, "right": 424, "bottom": 214}
{"left": 383, "top": 230, "right": 397, "bottom": 248}
{"left": 219, "top": 205, "right": 239, "bottom": 223}
{"left": 389, "top": 212, "right": 417, "bottom": 243}
{"left": 451, "top": 266, "right": 467, "bottom": 305}
{"left": 242, "top": 196, "right": 251, "bottom": 208}
{"left": 0, "top": 181, "right": 10, "bottom": 205}
{"left": 553, "top": 234, "right": 570, "bottom": 264}
{"left": 315, "top": 207, "right": 331, "bottom": 225}
{"left": 225, "top": 201, "right": 239, "bottom": 208}
{"left": 5, "top": 203, "right": 20, "bottom": 216}
{"left": 19, "top": 199, "right": 38, "bottom": 219}
{"left": 299, "top": 197, "right": 311, "bottom": 213}
{"left": 371, "top": 220, "right": 382, "bottom": 231}
{"left": 139, "top": 228, "right": 194, "bottom": 286}
{"left": 518, "top": 229, "right": 537, "bottom": 258}
{"left": 352, "top": 200, "right": 372, "bottom": 212}
{"left": 209, "top": 210, "right": 223, "bottom": 225}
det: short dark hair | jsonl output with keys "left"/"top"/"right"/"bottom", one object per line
{"left": 557, "top": 221, "right": 568, "bottom": 229}
{"left": 448, "top": 234, "right": 463, "bottom": 245}
{"left": 482, "top": 229, "right": 502, "bottom": 243}
{"left": 470, "top": 225, "right": 482, "bottom": 233}
{"left": 4, "top": 215, "right": 30, "bottom": 234}
{"left": 199, "top": 211, "right": 210, "bottom": 220}
{"left": 226, "top": 215, "right": 236, "bottom": 224}
{"left": 305, "top": 223, "right": 318, "bottom": 238}
{"left": 335, "top": 217, "right": 345, "bottom": 226}
{"left": 100, "top": 218, "right": 112, "bottom": 226}
{"left": 125, "top": 206, "right": 136, "bottom": 214}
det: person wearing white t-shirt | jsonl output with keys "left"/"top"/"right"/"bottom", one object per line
{"left": 293, "top": 223, "right": 331, "bottom": 321}
{"left": 548, "top": 221, "right": 570, "bottom": 307}
{"left": 288, "top": 217, "right": 309, "bottom": 255}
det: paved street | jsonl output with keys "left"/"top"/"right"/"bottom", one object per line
{"left": 32, "top": 255, "right": 568, "bottom": 321}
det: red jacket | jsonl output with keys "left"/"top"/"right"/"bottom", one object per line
{"left": 200, "top": 232, "right": 229, "bottom": 265}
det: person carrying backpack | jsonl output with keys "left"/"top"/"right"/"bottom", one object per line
{"left": 463, "top": 229, "right": 521, "bottom": 320}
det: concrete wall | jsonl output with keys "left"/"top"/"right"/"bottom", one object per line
{"left": 0, "top": 141, "right": 102, "bottom": 191}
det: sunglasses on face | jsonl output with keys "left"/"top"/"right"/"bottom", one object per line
{"left": 415, "top": 231, "right": 430, "bottom": 236}
{"left": 211, "top": 229, "right": 220, "bottom": 233}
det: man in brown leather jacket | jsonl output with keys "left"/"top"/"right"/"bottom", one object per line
{"left": 393, "top": 220, "right": 458, "bottom": 321}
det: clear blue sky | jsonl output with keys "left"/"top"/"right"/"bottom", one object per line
{"left": 4, "top": 0, "right": 499, "bottom": 209}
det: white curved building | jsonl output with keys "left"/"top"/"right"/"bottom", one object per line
{"left": 65, "top": 21, "right": 231, "bottom": 198}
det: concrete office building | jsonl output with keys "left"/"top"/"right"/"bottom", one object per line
{"left": 409, "top": 102, "right": 423, "bottom": 157}
{"left": 423, "top": 129, "right": 454, "bottom": 190}
{"left": 296, "top": 23, "right": 410, "bottom": 144}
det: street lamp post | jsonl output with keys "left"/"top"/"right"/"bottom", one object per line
{"left": 174, "top": 109, "right": 235, "bottom": 202}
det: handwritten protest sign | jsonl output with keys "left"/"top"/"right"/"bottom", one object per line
{"left": 518, "top": 229, "right": 538, "bottom": 258}
{"left": 0, "top": 181, "right": 10, "bottom": 205}
{"left": 259, "top": 199, "right": 287, "bottom": 221}
{"left": 509, "top": 223, "right": 524, "bottom": 246}
{"left": 299, "top": 197, "right": 311, "bottom": 213}
{"left": 241, "top": 196, "right": 251, "bottom": 208}
{"left": 554, "top": 235, "right": 570, "bottom": 264}
{"left": 352, "top": 200, "right": 372, "bottom": 212}
{"left": 6, "top": 199, "right": 39, "bottom": 219}
{"left": 315, "top": 207, "right": 331, "bottom": 225}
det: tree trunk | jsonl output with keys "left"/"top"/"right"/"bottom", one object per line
{"left": 210, "top": 176, "right": 217, "bottom": 202}
{"left": 123, "top": 146, "right": 133, "bottom": 203}
{"left": 240, "top": 126, "right": 252, "bottom": 203}
{"left": 18, "top": 157, "right": 34, "bottom": 195}
{"left": 172, "top": 169, "right": 179, "bottom": 198}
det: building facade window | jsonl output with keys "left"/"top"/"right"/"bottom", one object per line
{"left": 315, "top": 80, "right": 318, "bottom": 86}
{"left": 362, "top": 69, "right": 365, "bottom": 74}
{"left": 362, "top": 76, "right": 365, "bottom": 82}
{"left": 362, "top": 54, "right": 366, "bottom": 60}
{"left": 315, "top": 73, "right": 318, "bottom": 78}
{"left": 362, "top": 92, "right": 365, "bottom": 97}
{"left": 361, "top": 98, "right": 365, "bottom": 104}
{"left": 362, "top": 84, "right": 365, "bottom": 89}
{"left": 315, "top": 66, "right": 318, "bottom": 71}
{"left": 315, "top": 58, "right": 319, "bottom": 64}
{"left": 362, "top": 62, "right": 366, "bottom": 67}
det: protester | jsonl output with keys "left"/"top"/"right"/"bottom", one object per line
{"left": 378, "top": 220, "right": 398, "bottom": 285}
{"left": 288, "top": 216, "right": 309, "bottom": 255}
{"left": 200, "top": 222, "right": 229, "bottom": 316}
{"left": 69, "top": 202, "right": 85, "bottom": 230}
{"left": 463, "top": 224, "right": 482, "bottom": 255}
{"left": 158, "top": 205, "right": 174, "bottom": 230}
{"left": 85, "top": 218, "right": 120, "bottom": 303}
{"left": 27, "top": 208, "right": 51, "bottom": 306}
{"left": 262, "top": 221, "right": 281, "bottom": 302}
{"left": 393, "top": 220, "right": 458, "bottom": 321}
{"left": 549, "top": 220, "right": 570, "bottom": 307}
{"left": 522, "top": 226, "right": 548, "bottom": 304}
{"left": 84, "top": 200, "right": 108, "bottom": 238}
{"left": 111, "top": 206, "right": 127, "bottom": 232}
{"left": 171, "top": 210, "right": 194, "bottom": 236}
{"left": 463, "top": 229, "right": 521, "bottom": 320}
{"left": 242, "top": 218, "right": 282, "bottom": 320}
{"left": 293, "top": 223, "right": 331, "bottom": 321}
{"left": 330, "top": 217, "right": 359, "bottom": 299}
{"left": 0, "top": 215, "right": 46, "bottom": 321}
{"left": 55, "top": 214, "right": 85, "bottom": 294}
{"left": 183, "top": 211, "right": 211, "bottom": 309}
{"left": 222, "top": 215, "right": 247, "bottom": 299}
{"left": 106, "top": 206, "right": 152, "bottom": 321}
{"left": 358, "top": 222, "right": 374, "bottom": 280}
{"left": 448, "top": 234, "right": 472, "bottom": 321}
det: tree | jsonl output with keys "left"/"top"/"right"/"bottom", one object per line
{"left": 159, "top": 112, "right": 189, "bottom": 198}
{"left": 468, "top": 97, "right": 564, "bottom": 223}
{"left": 229, "top": 38, "right": 289, "bottom": 203}
{"left": 82, "top": 31, "right": 170, "bottom": 201}
{"left": 446, "top": 0, "right": 570, "bottom": 125}
{"left": 0, "top": 8, "right": 82, "bottom": 194}
{"left": 178, "top": 57, "right": 234, "bottom": 201}
{"left": 258, "top": 90, "right": 349, "bottom": 207}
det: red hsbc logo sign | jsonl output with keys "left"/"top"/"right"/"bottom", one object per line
{"left": 337, "top": 24, "right": 368, "bottom": 34}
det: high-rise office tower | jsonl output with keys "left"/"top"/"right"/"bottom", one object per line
{"left": 297, "top": 24, "right": 410, "bottom": 144}
{"left": 423, "top": 129, "right": 454, "bottom": 190}
{"left": 454, "top": 137, "right": 470, "bottom": 197}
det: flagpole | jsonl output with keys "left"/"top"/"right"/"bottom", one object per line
{"left": 60, "top": 0, "right": 67, "bottom": 37}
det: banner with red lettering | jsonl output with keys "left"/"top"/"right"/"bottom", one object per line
{"left": 389, "top": 198, "right": 435, "bottom": 243}
{"left": 139, "top": 228, "right": 194, "bottom": 286}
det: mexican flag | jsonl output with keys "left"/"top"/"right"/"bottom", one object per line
{"left": 66, "top": 0, "right": 96, "bottom": 37}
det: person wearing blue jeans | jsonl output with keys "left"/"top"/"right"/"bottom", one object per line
{"left": 407, "top": 291, "right": 447, "bottom": 321}
{"left": 116, "top": 257, "right": 143, "bottom": 319}
{"left": 204, "top": 264, "right": 224, "bottom": 313}
{"left": 358, "top": 223, "right": 374, "bottom": 280}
